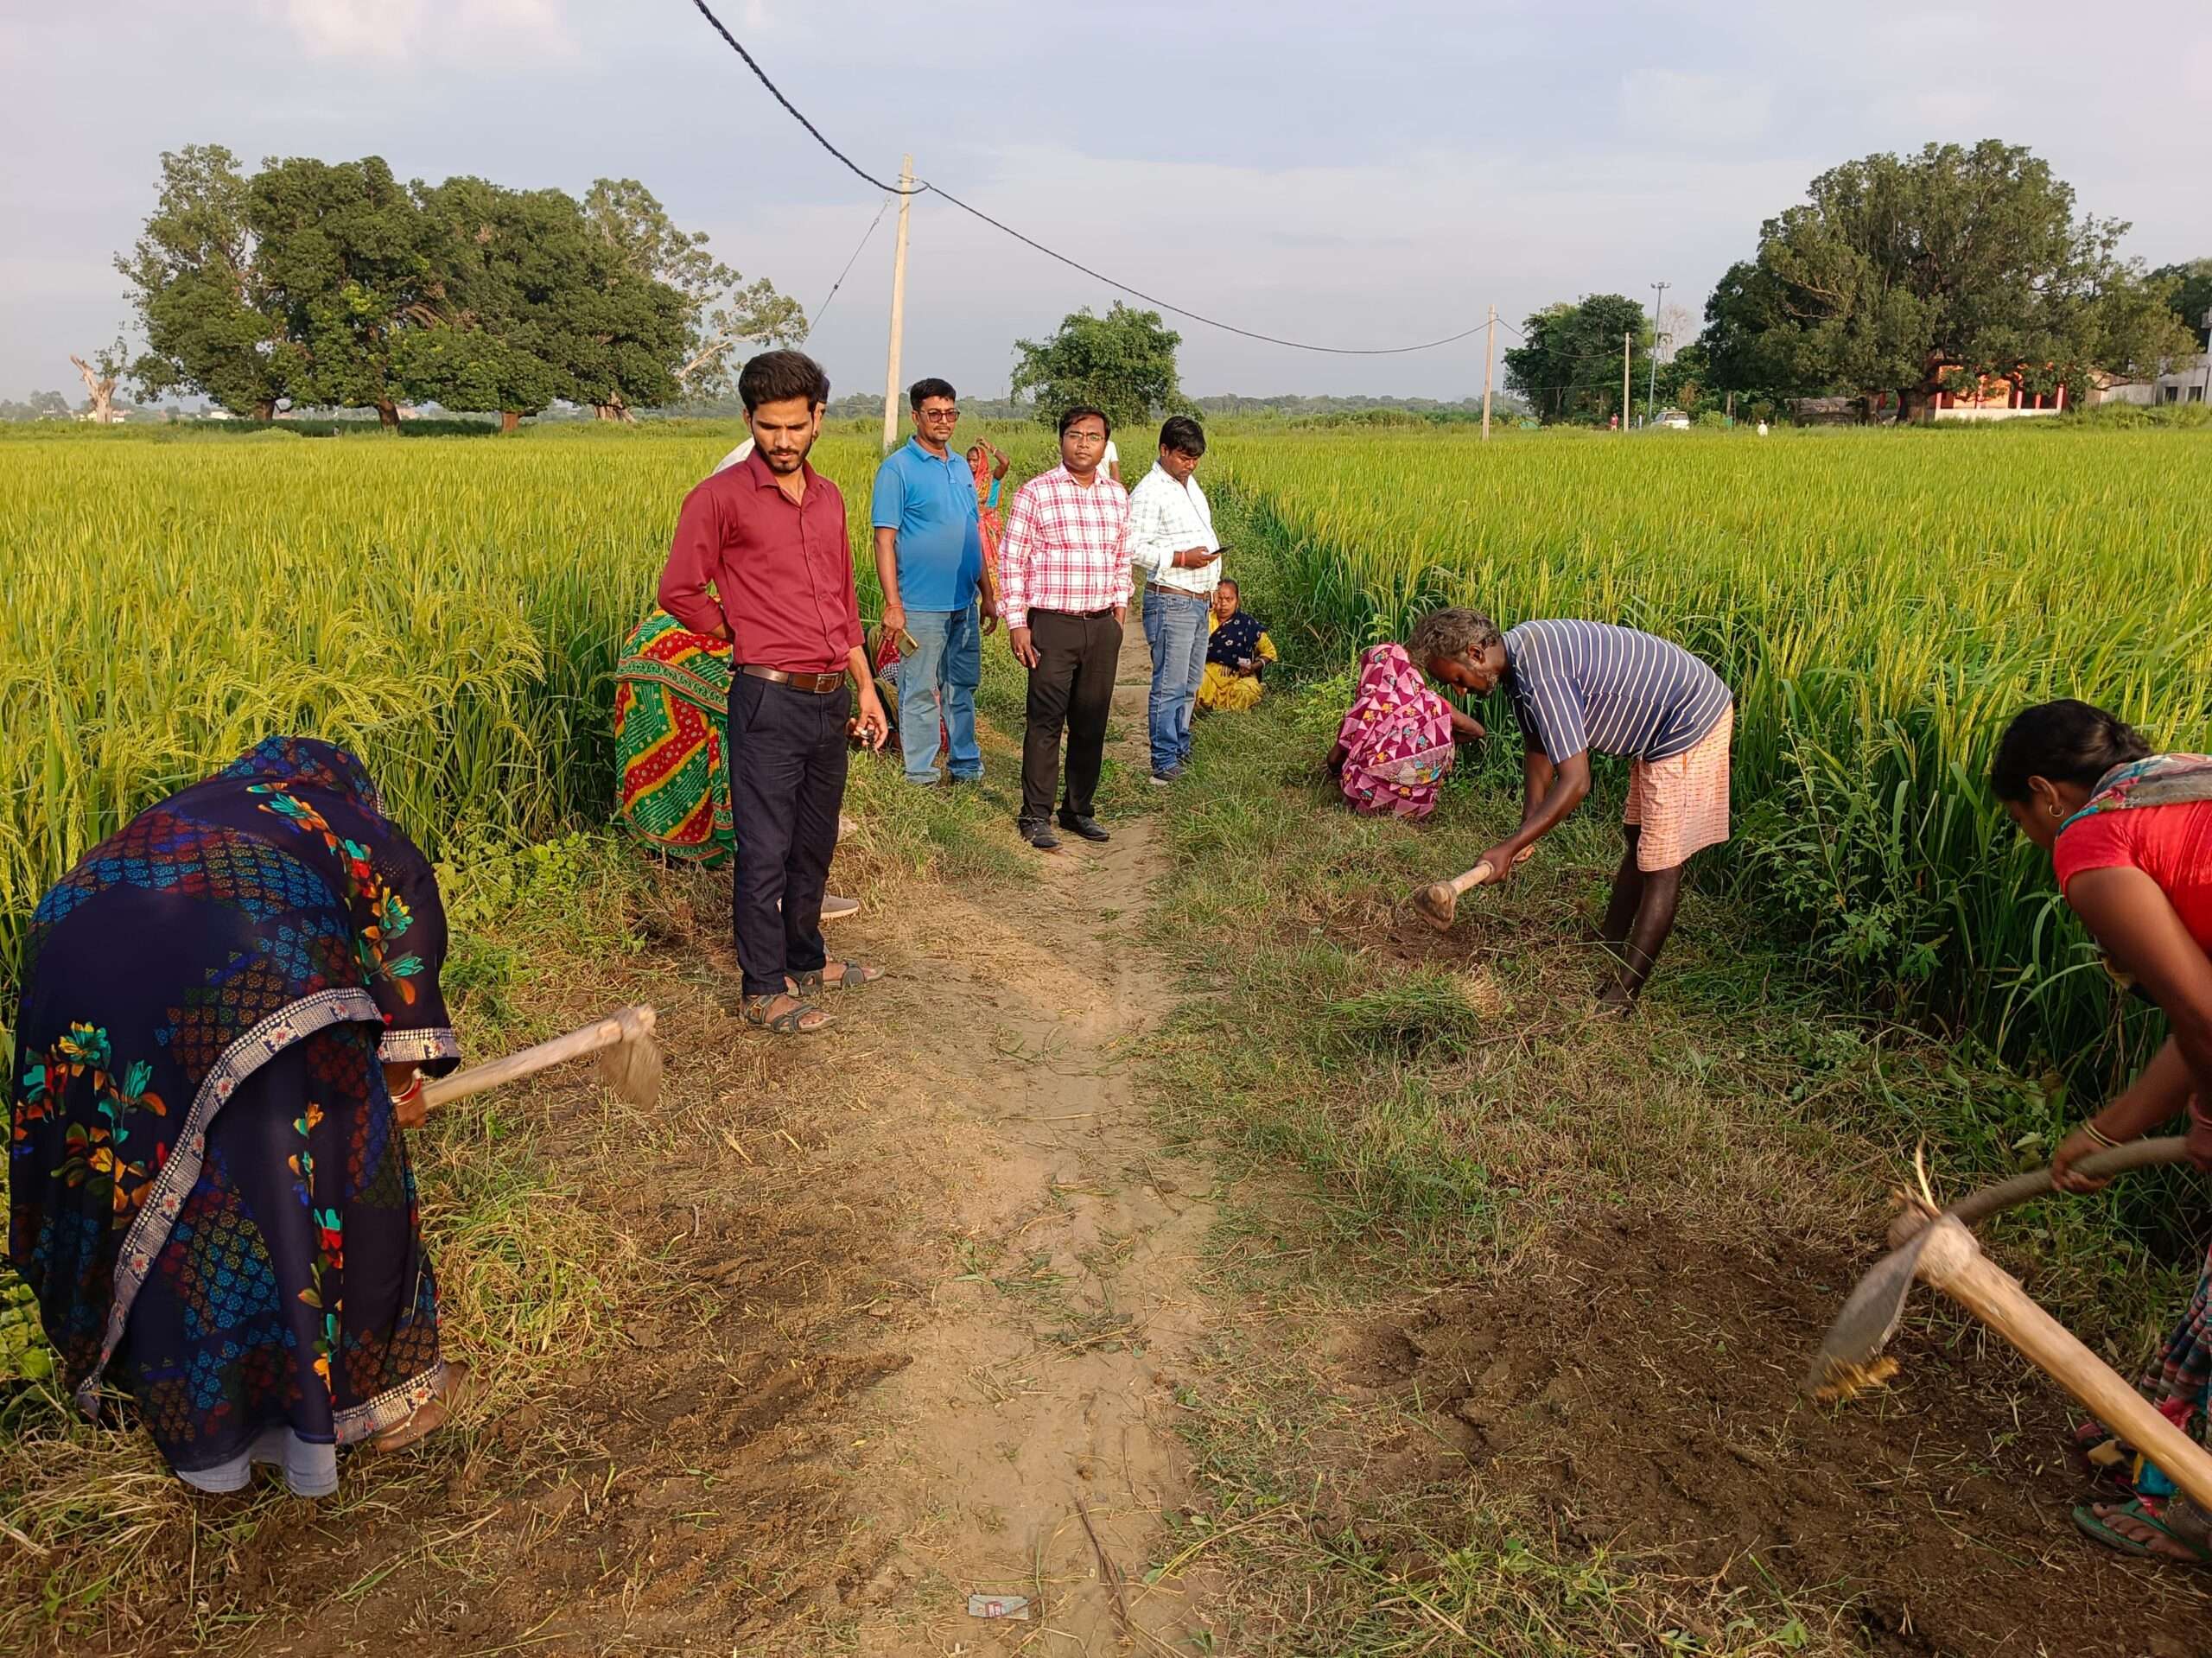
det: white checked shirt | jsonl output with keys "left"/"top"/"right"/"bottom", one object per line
{"left": 998, "top": 465, "right": 1134, "bottom": 630}
{"left": 1126, "top": 462, "right": 1221, "bottom": 598}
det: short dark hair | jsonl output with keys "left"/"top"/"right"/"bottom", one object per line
{"left": 909, "top": 377, "right": 956, "bottom": 410}
{"left": 740, "top": 350, "right": 830, "bottom": 414}
{"left": 1408, "top": 607, "right": 1503, "bottom": 667}
{"left": 1216, "top": 577, "right": 1239, "bottom": 594}
{"left": 1058, "top": 405, "right": 1111, "bottom": 438}
{"left": 1159, "top": 415, "right": 1205, "bottom": 456}
{"left": 1990, "top": 699, "right": 2152, "bottom": 801}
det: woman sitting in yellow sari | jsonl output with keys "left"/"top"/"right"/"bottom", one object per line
{"left": 1198, "top": 581, "right": 1277, "bottom": 713}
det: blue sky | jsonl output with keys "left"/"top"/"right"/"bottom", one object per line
{"left": 3, "top": 1, "right": 2207, "bottom": 404}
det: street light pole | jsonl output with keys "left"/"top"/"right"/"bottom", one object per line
{"left": 1646, "top": 280, "right": 1669, "bottom": 425}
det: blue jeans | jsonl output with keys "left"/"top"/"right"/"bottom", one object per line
{"left": 898, "top": 605, "right": 982, "bottom": 784}
{"left": 1141, "top": 588, "right": 1209, "bottom": 774}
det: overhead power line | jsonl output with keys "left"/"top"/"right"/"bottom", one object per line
{"left": 684, "top": 0, "right": 1492, "bottom": 358}
{"left": 803, "top": 197, "right": 893, "bottom": 340}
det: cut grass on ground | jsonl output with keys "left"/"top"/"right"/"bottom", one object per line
{"left": 1130, "top": 514, "right": 2201, "bottom": 1649}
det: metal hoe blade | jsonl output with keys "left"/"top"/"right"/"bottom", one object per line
{"left": 1802, "top": 1229, "right": 1934, "bottom": 1401}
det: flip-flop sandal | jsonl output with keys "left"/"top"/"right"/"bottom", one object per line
{"left": 791, "top": 961, "right": 882, "bottom": 994}
{"left": 742, "top": 994, "right": 834, "bottom": 1034}
{"left": 370, "top": 1359, "right": 473, "bottom": 1455}
{"left": 2074, "top": 1497, "right": 2212, "bottom": 1566}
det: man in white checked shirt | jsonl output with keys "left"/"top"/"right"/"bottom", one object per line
{"left": 1125, "top": 416, "right": 1221, "bottom": 783}
{"left": 999, "top": 406, "right": 1134, "bottom": 851}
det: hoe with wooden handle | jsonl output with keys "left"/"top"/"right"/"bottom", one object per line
{"left": 1412, "top": 861, "right": 1495, "bottom": 931}
{"left": 1804, "top": 1137, "right": 2188, "bottom": 1401}
{"left": 1905, "top": 1213, "right": 2212, "bottom": 1515}
{"left": 422, "top": 1004, "right": 662, "bottom": 1114}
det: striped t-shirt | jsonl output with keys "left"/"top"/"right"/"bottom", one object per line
{"left": 1503, "top": 619, "right": 1732, "bottom": 764}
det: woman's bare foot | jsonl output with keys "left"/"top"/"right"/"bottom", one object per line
{"left": 370, "top": 1359, "right": 473, "bottom": 1455}
{"left": 2079, "top": 1496, "right": 2212, "bottom": 1565}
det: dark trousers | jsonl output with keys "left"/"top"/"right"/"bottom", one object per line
{"left": 728, "top": 676, "right": 849, "bottom": 999}
{"left": 1021, "top": 607, "right": 1122, "bottom": 823}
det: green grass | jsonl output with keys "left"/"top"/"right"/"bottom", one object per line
{"left": 1123, "top": 495, "right": 2195, "bottom": 1652}
{"left": 1206, "top": 423, "right": 2212, "bottom": 1083}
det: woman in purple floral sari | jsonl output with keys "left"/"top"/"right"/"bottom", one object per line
{"left": 9, "top": 738, "right": 467, "bottom": 1496}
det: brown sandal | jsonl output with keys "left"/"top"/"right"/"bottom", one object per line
{"left": 369, "top": 1359, "right": 473, "bottom": 1454}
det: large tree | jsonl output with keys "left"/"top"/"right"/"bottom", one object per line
{"left": 404, "top": 177, "right": 584, "bottom": 429}
{"left": 118, "top": 149, "right": 794, "bottom": 427}
{"left": 1009, "top": 303, "right": 1182, "bottom": 433}
{"left": 118, "top": 144, "right": 289, "bottom": 418}
{"left": 1501, "top": 294, "right": 1649, "bottom": 424}
{"left": 1704, "top": 141, "right": 2192, "bottom": 415}
{"left": 581, "top": 179, "right": 804, "bottom": 413}
{"left": 249, "top": 155, "right": 433, "bottom": 428}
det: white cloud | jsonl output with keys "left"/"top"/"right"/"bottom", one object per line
{"left": 268, "top": 0, "right": 575, "bottom": 61}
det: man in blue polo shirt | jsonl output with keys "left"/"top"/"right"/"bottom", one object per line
{"left": 872, "top": 377, "right": 989, "bottom": 785}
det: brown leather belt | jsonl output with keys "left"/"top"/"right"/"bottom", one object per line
{"left": 741, "top": 664, "right": 847, "bottom": 695}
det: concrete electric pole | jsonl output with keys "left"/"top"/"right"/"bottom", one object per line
{"left": 880, "top": 155, "right": 913, "bottom": 454}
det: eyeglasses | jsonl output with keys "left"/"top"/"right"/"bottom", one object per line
{"left": 918, "top": 406, "right": 958, "bottom": 421}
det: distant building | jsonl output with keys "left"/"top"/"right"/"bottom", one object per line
{"left": 1790, "top": 396, "right": 1870, "bottom": 426}
{"left": 2088, "top": 308, "right": 2211, "bottom": 408}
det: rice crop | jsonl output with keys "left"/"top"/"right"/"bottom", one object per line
{"left": 0, "top": 423, "right": 911, "bottom": 1011}
{"left": 4, "top": 420, "right": 2204, "bottom": 1076}
{"left": 1210, "top": 423, "right": 2212, "bottom": 1073}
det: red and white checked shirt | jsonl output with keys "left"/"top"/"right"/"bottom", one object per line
{"left": 997, "top": 465, "right": 1134, "bottom": 630}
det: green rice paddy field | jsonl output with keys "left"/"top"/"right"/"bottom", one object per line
{"left": 2, "top": 419, "right": 2207, "bottom": 1065}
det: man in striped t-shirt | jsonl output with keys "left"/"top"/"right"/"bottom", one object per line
{"left": 1411, "top": 610, "right": 1733, "bottom": 1010}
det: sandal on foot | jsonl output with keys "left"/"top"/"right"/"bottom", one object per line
{"left": 370, "top": 1359, "right": 473, "bottom": 1455}
{"left": 742, "top": 994, "right": 835, "bottom": 1034}
{"left": 2074, "top": 1497, "right": 2212, "bottom": 1566}
{"left": 791, "top": 961, "right": 882, "bottom": 994}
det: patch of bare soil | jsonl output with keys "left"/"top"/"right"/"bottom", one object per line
{"left": 1330, "top": 1214, "right": 2212, "bottom": 1656}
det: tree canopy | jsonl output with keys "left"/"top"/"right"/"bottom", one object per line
{"left": 118, "top": 145, "right": 289, "bottom": 419}
{"left": 2150, "top": 258, "right": 2212, "bottom": 349}
{"left": 1009, "top": 304, "right": 1183, "bottom": 433}
{"left": 1698, "top": 141, "right": 2193, "bottom": 412}
{"left": 117, "top": 148, "right": 804, "bottom": 425}
{"left": 1501, "top": 294, "right": 1650, "bottom": 424}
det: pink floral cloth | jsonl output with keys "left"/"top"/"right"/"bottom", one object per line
{"left": 1335, "top": 643, "right": 1457, "bottom": 820}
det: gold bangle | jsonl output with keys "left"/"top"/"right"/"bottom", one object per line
{"left": 2082, "top": 1121, "right": 2121, "bottom": 1150}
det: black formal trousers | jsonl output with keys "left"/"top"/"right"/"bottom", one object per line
{"left": 1020, "top": 607, "right": 1122, "bottom": 824}
{"left": 727, "top": 675, "right": 849, "bottom": 999}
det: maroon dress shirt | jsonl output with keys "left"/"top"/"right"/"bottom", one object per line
{"left": 657, "top": 450, "right": 861, "bottom": 675}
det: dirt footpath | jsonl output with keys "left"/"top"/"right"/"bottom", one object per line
{"left": 524, "top": 620, "right": 1224, "bottom": 1653}
{"left": 833, "top": 625, "right": 1222, "bottom": 1650}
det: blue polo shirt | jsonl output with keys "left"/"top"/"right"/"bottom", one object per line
{"left": 870, "top": 438, "right": 982, "bottom": 612}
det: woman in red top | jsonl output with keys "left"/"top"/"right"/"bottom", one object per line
{"left": 1993, "top": 698, "right": 2212, "bottom": 1566}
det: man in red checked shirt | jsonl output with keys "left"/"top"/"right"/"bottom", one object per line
{"left": 657, "top": 350, "right": 891, "bottom": 1037}
{"left": 999, "top": 406, "right": 1134, "bottom": 851}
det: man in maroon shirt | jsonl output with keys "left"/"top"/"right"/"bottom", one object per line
{"left": 658, "top": 350, "right": 889, "bottom": 1034}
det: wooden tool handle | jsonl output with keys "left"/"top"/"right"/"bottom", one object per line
{"left": 423, "top": 1006, "right": 657, "bottom": 1111}
{"left": 1889, "top": 1137, "right": 2190, "bottom": 1246}
{"left": 1916, "top": 1216, "right": 2212, "bottom": 1515}
{"left": 1448, "top": 861, "right": 1496, "bottom": 897}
